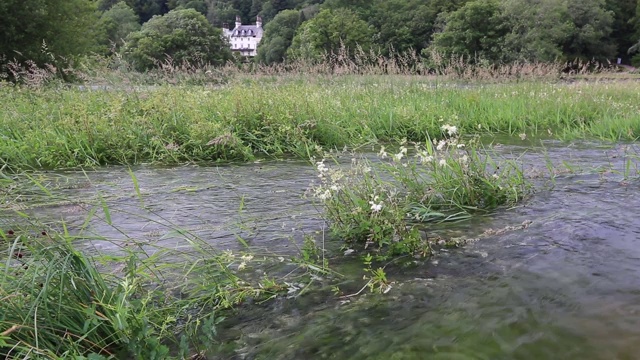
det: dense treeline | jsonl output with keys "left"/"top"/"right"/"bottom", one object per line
{"left": 1, "top": 0, "right": 639, "bottom": 76}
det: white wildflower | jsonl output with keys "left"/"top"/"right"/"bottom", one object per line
{"left": 330, "top": 185, "right": 340, "bottom": 191}
{"left": 418, "top": 151, "right": 434, "bottom": 164}
{"left": 393, "top": 148, "right": 407, "bottom": 162}
{"left": 369, "top": 201, "right": 383, "bottom": 212}
{"left": 459, "top": 155, "right": 468, "bottom": 163}
{"left": 330, "top": 170, "right": 345, "bottom": 182}
{"left": 436, "top": 140, "right": 447, "bottom": 151}
{"left": 519, "top": 133, "right": 527, "bottom": 140}
{"left": 316, "top": 160, "right": 328, "bottom": 173}
{"left": 318, "top": 189, "right": 332, "bottom": 200}
{"left": 378, "top": 146, "right": 388, "bottom": 158}
{"left": 439, "top": 159, "right": 447, "bottom": 167}
{"left": 441, "top": 124, "right": 458, "bottom": 136}
{"left": 492, "top": 173, "right": 500, "bottom": 179}
{"left": 240, "top": 254, "right": 254, "bottom": 262}
{"left": 238, "top": 262, "right": 247, "bottom": 270}
{"left": 456, "top": 143, "right": 465, "bottom": 149}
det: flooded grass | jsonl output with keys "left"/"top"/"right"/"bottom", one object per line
{"left": 0, "top": 217, "right": 304, "bottom": 359}
{"left": 1, "top": 78, "right": 640, "bottom": 171}
{"left": 3, "top": 72, "right": 640, "bottom": 358}
{"left": 3, "top": 142, "right": 640, "bottom": 358}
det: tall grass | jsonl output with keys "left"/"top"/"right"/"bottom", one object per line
{"left": 0, "top": 209, "right": 290, "bottom": 359}
{"left": 1, "top": 78, "right": 640, "bottom": 171}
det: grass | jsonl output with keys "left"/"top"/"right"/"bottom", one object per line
{"left": 0, "top": 171, "right": 312, "bottom": 359}
{"left": 1, "top": 59, "right": 639, "bottom": 357}
{"left": 1, "top": 77, "right": 640, "bottom": 171}
{"left": 310, "top": 130, "right": 531, "bottom": 260}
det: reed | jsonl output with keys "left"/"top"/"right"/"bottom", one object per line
{"left": 1, "top": 77, "right": 639, "bottom": 171}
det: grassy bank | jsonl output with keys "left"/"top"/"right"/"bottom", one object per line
{"left": 1, "top": 78, "right": 640, "bottom": 171}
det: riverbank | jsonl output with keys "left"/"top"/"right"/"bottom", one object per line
{"left": 1, "top": 77, "right": 639, "bottom": 171}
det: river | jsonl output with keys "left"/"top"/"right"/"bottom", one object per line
{"left": 3, "top": 140, "right": 640, "bottom": 359}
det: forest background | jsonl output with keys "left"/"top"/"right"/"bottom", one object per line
{"left": 1, "top": 0, "right": 640, "bottom": 77}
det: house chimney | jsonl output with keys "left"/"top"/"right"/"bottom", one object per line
{"left": 256, "top": 16, "right": 262, "bottom": 28}
{"left": 235, "top": 15, "right": 241, "bottom": 29}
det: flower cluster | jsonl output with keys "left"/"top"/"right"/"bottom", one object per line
{"left": 441, "top": 124, "right": 458, "bottom": 137}
{"left": 308, "top": 122, "right": 530, "bottom": 259}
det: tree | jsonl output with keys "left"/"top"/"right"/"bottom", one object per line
{"left": 98, "top": 0, "right": 122, "bottom": 11}
{"left": 605, "top": 0, "right": 637, "bottom": 61}
{"left": 98, "top": 2, "right": 141, "bottom": 52}
{"left": 287, "top": 9, "right": 373, "bottom": 61}
{"left": 501, "top": 0, "right": 572, "bottom": 62}
{"left": 367, "top": 0, "right": 435, "bottom": 56}
{"left": 125, "top": 0, "right": 169, "bottom": 23}
{"left": 562, "top": 0, "right": 615, "bottom": 61}
{"left": 123, "top": 8, "right": 231, "bottom": 70}
{"left": 207, "top": 1, "right": 238, "bottom": 27}
{"left": 249, "top": 0, "right": 265, "bottom": 19}
{"left": 169, "top": 0, "right": 208, "bottom": 15}
{"left": 429, "top": 0, "right": 509, "bottom": 63}
{"left": 0, "top": 0, "right": 98, "bottom": 67}
{"left": 256, "top": 9, "right": 300, "bottom": 63}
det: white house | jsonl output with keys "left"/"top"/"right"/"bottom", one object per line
{"left": 223, "top": 16, "right": 263, "bottom": 57}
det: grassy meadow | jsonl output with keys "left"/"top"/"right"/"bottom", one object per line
{"left": 2, "top": 66, "right": 640, "bottom": 358}
{"left": 1, "top": 76, "right": 640, "bottom": 171}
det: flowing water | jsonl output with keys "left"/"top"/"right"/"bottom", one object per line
{"left": 3, "top": 141, "right": 640, "bottom": 360}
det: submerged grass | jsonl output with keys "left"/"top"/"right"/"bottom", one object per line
{"left": 1, "top": 78, "right": 640, "bottom": 171}
{"left": 0, "top": 171, "right": 308, "bottom": 359}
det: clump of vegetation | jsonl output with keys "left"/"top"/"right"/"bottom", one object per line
{"left": 0, "top": 226, "right": 287, "bottom": 359}
{"left": 309, "top": 127, "right": 530, "bottom": 258}
{"left": 123, "top": 9, "right": 231, "bottom": 71}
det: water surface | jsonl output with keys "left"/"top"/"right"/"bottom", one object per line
{"left": 4, "top": 141, "right": 640, "bottom": 360}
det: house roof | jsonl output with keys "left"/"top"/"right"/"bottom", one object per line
{"left": 229, "top": 25, "right": 262, "bottom": 38}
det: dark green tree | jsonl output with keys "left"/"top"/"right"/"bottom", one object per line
{"left": 563, "top": 0, "right": 615, "bottom": 60}
{"left": 287, "top": 8, "right": 373, "bottom": 60}
{"left": 501, "top": 0, "right": 571, "bottom": 62}
{"left": 605, "top": 0, "right": 637, "bottom": 61}
{"left": 429, "top": 0, "right": 509, "bottom": 63}
{"left": 256, "top": 9, "right": 300, "bottom": 63}
{"left": 125, "top": 0, "right": 169, "bottom": 23}
{"left": 367, "top": 0, "right": 435, "bottom": 55}
{"left": 123, "top": 8, "right": 231, "bottom": 70}
{"left": 249, "top": 0, "right": 265, "bottom": 18}
{"left": 170, "top": 0, "right": 208, "bottom": 15}
{"left": 98, "top": 2, "right": 142, "bottom": 52}
{"left": 207, "top": 1, "right": 239, "bottom": 27}
{"left": 98, "top": 0, "right": 122, "bottom": 11}
{"left": 0, "top": 0, "right": 98, "bottom": 66}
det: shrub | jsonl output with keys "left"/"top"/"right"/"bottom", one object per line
{"left": 123, "top": 9, "right": 231, "bottom": 71}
